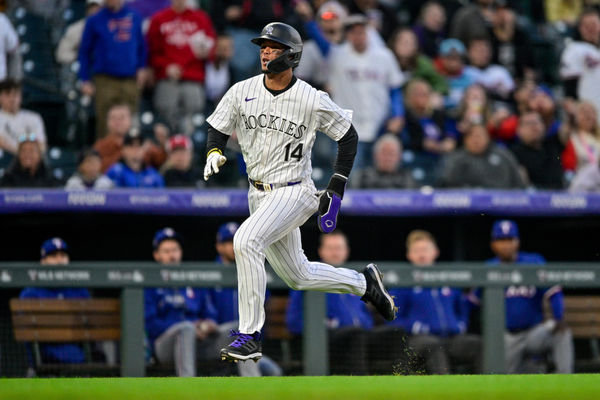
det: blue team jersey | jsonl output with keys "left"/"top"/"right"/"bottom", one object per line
{"left": 286, "top": 291, "right": 374, "bottom": 335}
{"left": 144, "top": 287, "right": 217, "bottom": 343}
{"left": 388, "top": 286, "right": 469, "bottom": 337}
{"left": 470, "top": 252, "right": 564, "bottom": 332}
{"left": 207, "top": 287, "right": 238, "bottom": 324}
{"left": 19, "top": 287, "right": 91, "bottom": 364}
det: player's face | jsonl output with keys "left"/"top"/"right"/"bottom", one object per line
{"left": 41, "top": 251, "right": 70, "bottom": 266}
{"left": 154, "top": 240, "right": 182, "bottom": 265}
{"left": 259, "top": 40, "right": 287, "bottom": 72}
{"left": 407, "top": 239, "right": 439, "bottom": 267}
{"left": 0, "top": 88, "right": 22, "bottom": 114}
{"left": 491, "top": 238, "right": 519, "bottom": 261}
{"left": 318, "top": 234, "right": 349, "bottom": 266}
{"left": 107, "top": 106, "right": 132, "bottom": 137}
{"left": 216, "top": 241, "right": 235, "bottom": 264}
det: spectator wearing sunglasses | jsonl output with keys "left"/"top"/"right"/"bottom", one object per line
{"left": 0, "top": 133, "right": 58, "bottom": 187}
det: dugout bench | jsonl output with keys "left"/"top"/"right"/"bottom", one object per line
{"left": 9, "top": 298, "right": 236, "bottom": 377}
{"left": 563, "top": 296, "right": 600, "bottom": 372}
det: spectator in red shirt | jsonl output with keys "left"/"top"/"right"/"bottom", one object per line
{"left": 147, "top": 0, "right": 216, "bottom": 135}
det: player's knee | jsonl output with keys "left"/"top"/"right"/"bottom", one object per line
{"left": 233, "top": 230, "right": 261, "bottom": 257}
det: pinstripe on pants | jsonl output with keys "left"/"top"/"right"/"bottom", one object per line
{"left": 234, "top": 182, "right": 367, "bottom": 333}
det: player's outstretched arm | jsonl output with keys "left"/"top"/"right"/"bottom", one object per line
{"left": 317, "top": 125, "right": 358, "bottom": 233}
{"left": 204, "top": 124, "right": 229, "bottom": 181}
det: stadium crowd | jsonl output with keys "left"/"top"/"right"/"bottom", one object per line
{"left": 0, "top": 0, "right": 599, "bottom": 191}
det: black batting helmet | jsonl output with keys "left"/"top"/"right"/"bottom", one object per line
{"left": 251, "top": 22, "right": 303, "bottom": 73}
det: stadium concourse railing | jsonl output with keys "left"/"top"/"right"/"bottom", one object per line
{"left": 1, "top": 262, "right": 600, "bottom": 376}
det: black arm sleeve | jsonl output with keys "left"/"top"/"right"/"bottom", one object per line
{"left": 563, "top": 78, "right": 579, "bottom": 99}
{"left": 206, "top": 123, "right": 230, "bottom": 154}
{"left": 333, "top": 124, "right": 358, "bottom": 178}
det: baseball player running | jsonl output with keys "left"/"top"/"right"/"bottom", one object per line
{"left": 204, "top": 22, "right": 397, "bottom": 363}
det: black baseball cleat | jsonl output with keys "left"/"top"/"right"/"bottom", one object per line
{"left": 360, "top": 263, "right": 397, "bottom": 321}
{"left": 220, "top": 330, "right": 262, "bottom": 363}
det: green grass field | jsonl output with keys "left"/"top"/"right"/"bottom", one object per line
{"left": 1, "top": 375, "right": 599, "bottom": 400}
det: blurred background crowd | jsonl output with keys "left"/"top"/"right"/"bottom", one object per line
{"left": 0, "top": 0, "right": 599, "bottom": 192}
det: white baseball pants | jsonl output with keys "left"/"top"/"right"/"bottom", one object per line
{"left": 234, "top": 182, "right": 367, "bottom": 334}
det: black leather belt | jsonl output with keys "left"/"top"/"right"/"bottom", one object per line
{"left": 248, "top": 178, "right": 301, "bottom": 192}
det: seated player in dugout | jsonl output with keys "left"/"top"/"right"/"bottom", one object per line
{"left": 144, "top": 227, "right": 221, "bottom": 377}
{"left": 468, "top": 220, "right": 574, "bottom": 374}
{"left": 387, "top": 230, "right": 482, "bottom": 374}
{"left": 202, "top": 21, "right": 397, "bottom": 363}
{"left": 20, "top": 238, "right": 116, "bottom": 368}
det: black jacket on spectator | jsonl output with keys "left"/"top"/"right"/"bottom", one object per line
{"left": 0, "top": 161, "right": 59, "bottom": 188}
{"left": 510, "top": 135, "right": 565, "bottom": 189}
{"left": 489, "top": 26, "right": 535, "bottom": 80}
{"left": 404, "top": 108, "right": 447, "bottom": 152}
{"left": 351, "top": 167, "right": 418, "bottom": 189}
{"left": 163, "top": 167, "right": 205, "bottom": 188}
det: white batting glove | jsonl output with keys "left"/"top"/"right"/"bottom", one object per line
{"left": 204, "top": 151, "right": 227, "bottom": 181}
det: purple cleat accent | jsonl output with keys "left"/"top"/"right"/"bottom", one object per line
{"left": 220, "top": 330, "right": 262, "bottom": 362}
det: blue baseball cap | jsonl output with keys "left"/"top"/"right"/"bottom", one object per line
{"left": 491, "top": 220, "right": 519, "bottom": 240}
{"left": 439, "top": 38, "right": 466, "bottom": 56}
{"left": 153, "top": 227, "right": 181, "bottom": 249}
{"left": 216, "top": 222, "right": 239, "bottom": 243}
{"left": 40, "top": 237, "right": 68, "bottom": 259}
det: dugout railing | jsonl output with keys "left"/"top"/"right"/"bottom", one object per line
{"left": 1, "top": 261, "right": 599, "bottom": 376}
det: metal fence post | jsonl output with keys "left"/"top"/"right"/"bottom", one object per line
{"left": 303, "top": 291, "right": 328, "bottom": 376}
{"left": 482, "top": 287, "right": 506, "bottom": 374}
{"left": 121, "top": 288, "right": 145, "bottom": 377}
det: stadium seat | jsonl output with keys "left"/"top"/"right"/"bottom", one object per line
{"left": 402, "top": 150, "right": 440, "bottom": 187}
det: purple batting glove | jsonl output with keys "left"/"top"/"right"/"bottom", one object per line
{"left": 317, "top": 190, "right": 342, "bottom": 233}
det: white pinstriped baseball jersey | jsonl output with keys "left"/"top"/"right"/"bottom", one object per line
{"left": 206, "top": 74, "right": 351, "bottom": 184}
